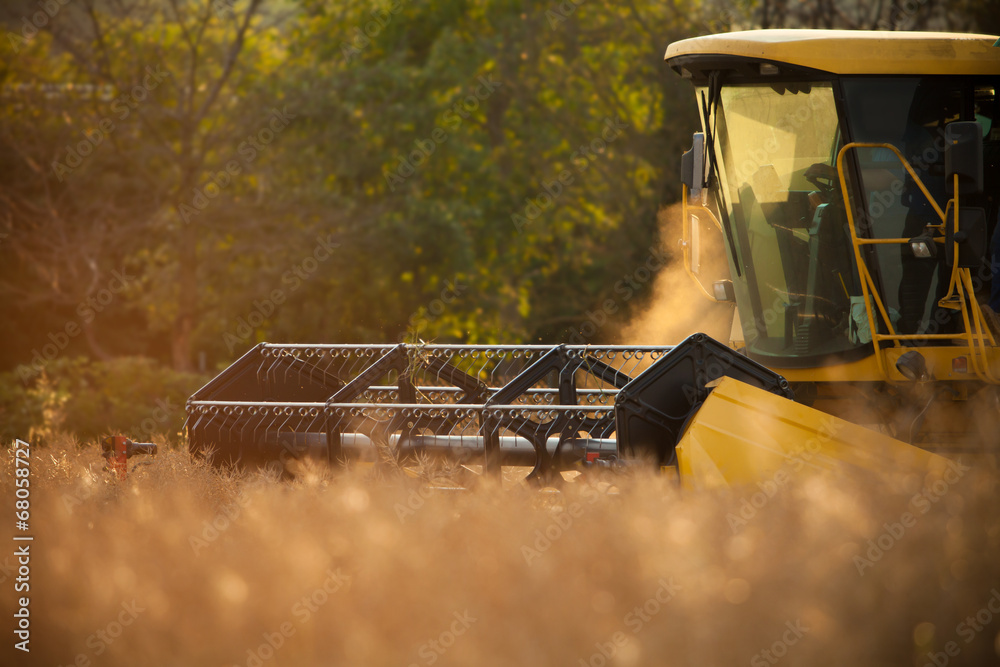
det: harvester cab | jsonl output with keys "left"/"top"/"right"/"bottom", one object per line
{"left": 185, "top": 31, "right": 999, "bottom": 488}
{"left": 669, "top": 30, "right": 1000, "bottom": 454}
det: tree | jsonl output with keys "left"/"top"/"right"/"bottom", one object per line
{"left": 747, "top": 0, "right": 965, "bottom": 31}
{"left": 2, "top": 0, "right": 992, "bottom": 379}
{"left": 0, "top": 0, "right": 288, "bottom": 372}
{"left": 258, "top": 0, "right": 705, "bottom": 346}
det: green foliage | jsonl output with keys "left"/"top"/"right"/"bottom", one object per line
{"left": 262, "top": 0, "right": 703, "bottom": 346}
{"left": 0, "top": 0, "right": 989, "bottom": 389}
{"left": 0, "top": 357, "right": 208, "bottom": 445}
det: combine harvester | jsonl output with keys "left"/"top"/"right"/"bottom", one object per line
{"left": 186, "top": 31, "right": 1000, "bottom": 487}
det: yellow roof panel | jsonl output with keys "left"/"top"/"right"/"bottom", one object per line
{"left": 665, "top": 29, "right": 1000, "bottom": 76}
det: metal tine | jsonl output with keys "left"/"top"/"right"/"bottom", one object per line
{"left": 226, "top": 407, "right": 243, "bottom": 443}
{"left": 325, "top": 349, "right": 346, "bottom": 379}
{"left": 415, "top": 348, "right": 489, "bottom": 404}
{"left": 264, "top": 348, "right": 334, "bottom": 396}
{"left": 237, "top": 344, "right": 670, "bottom": 413}
{"left": 308, "top": 409, "right": 325, "bottom": 436}
{"left": 240, "top": 404, "right": 274, "bottom": 445}
{"left": 347, "top": 349, "right": 377, "bottom": 384}
{"left": 250, "top": 407, "right": 272, "bottom": 444}
{"left": 259, "top": 350, "right": 287, "bottom": 400}
{"left": 274, "top": 347, "right": 298, "bottom": 388}
{"left": 272, "top": 407, "right": 294, "bottom": 444}
{"left": 238, "top": 405, "right": 256, "bottom": 444}
{"left": 327, "top": 349, "right": 357, "bottom": 387}
{"left": 300, "top": 349, "right": 326, "bottom": 388}
{"left": 291, "top": 349, "right": 305, "bottom": 387}
{"left": 253, "top": 407, "right": 276, "bottom": 445}
{"left": 294, "top": 348, "right": 335, "bottom": 389}
{"left": 306, "top": 348, "right": 352, "bottom": 383}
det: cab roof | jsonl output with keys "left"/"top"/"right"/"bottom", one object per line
{"left": 665, "top": 30, "right": 1000, "bottom": 80}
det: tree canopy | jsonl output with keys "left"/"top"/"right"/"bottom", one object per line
{"left": 0, "top": 0, "right": 988, "bottom": 378}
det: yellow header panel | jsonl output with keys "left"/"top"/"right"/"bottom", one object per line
{"left": 675, "top": 376, "right": 953, "bottom": 490}
{"left": 666, "top": 29, "right": 1000, "bottom": 76}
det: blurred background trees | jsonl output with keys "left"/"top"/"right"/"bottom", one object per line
{"left": 0, "top": 0, "right": 994, "bottom": 440}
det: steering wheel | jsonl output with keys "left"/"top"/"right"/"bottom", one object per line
{"left": 804, "top": 163, "right": 838, "bottom": 193}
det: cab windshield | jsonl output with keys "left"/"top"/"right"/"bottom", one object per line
{"left": 710, "top": 82, "right": 865, "bottom": 365}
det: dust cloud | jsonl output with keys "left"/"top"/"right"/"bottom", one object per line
{"left": 618, "top": 203, "right": 735, "bottom": 346}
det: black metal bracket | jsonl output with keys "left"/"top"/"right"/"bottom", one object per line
{"left": 614, "top": 333, "right": 793, "bottom": 467}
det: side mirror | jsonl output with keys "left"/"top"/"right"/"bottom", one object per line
{"left": 681, "top": 132, "right": 705, "bottom": 199}
{"left": 945, "top": 121, "right": 983, "bottom": 195}
{"left": 944, "top": 206, "right": 987, "bottom": 268}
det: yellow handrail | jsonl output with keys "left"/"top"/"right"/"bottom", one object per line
{"left": 835, "top": 142, "right": 998, "bottom": 383}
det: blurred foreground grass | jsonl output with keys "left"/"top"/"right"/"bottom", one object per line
{"left": 1, "top": 436, "right": 999, "bottom": 667}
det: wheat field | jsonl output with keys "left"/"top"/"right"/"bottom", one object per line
{"left": 1, "top": 435, "right": 999, "bottom": 667}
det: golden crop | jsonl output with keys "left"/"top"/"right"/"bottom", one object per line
{"left": 2, "top": 437, "right": 999, "bottom": 667}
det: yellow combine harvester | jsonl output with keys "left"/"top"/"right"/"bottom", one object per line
{"left": 670, "top": 30, "right": 1000, "bottom": 470}
{"left": 186, "top": 30, "right": 1000, "bottom": 487}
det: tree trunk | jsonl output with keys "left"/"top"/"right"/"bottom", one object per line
{"left": 172, "top": 200, "right": 198, "bottom": 372}
{"left": 81, "top": 320, "right": 114, "bottom": 362}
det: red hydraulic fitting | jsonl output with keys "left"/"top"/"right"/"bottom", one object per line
{"left": 101, "top": 436, "right": 158, "bottom": 480}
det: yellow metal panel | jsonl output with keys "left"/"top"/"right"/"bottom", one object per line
{"left": 666, "top": 30, "right": 1000, "bottom": 76}
{"left": 676, "top": 377, "right": 952, "bottom": 490}
{"left": 773, "top": 345, "right": 1000, "bottom": 383}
